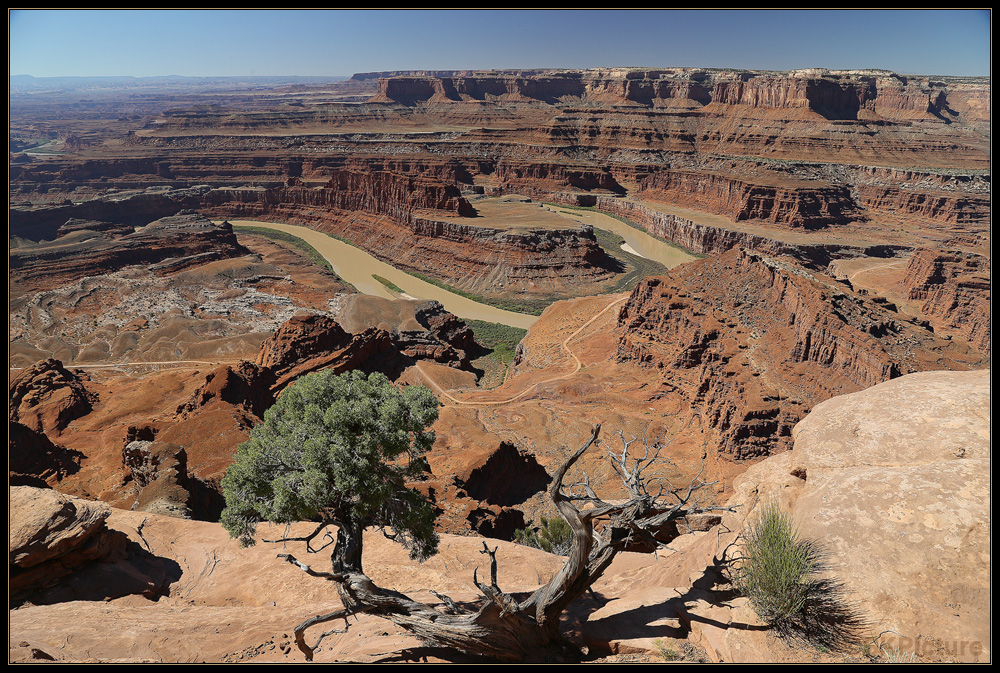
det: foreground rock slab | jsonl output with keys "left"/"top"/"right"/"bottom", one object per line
{"left": 8, "top": 502, "right": 567, "bottom": 663}
{"left": 787, "top": 369, "right": 991, "bottom": 662}
{"left": 683, "top": 369, "right": 991, "bottom": 663}
{"left": 9, "top": 487, "right": 174, "bottom": 606}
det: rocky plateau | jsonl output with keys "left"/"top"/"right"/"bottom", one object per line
{"left": 8, "top": 66, "right": 991, "bottom": 663}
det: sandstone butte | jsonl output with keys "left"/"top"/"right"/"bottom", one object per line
{"left": 8, "top": 67, "right": 991, "bottom": 663}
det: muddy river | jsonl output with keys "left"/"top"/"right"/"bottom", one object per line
{"left": 227, "top": 213, "right": 695, "bottom": 330}
{"left": 227, "top": 220, "right": 539, "bottom": 329}
{"left": 547, "top": 206, "right": 697, "bottom": 267}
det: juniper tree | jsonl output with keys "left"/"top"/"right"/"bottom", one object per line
{"left": 220, "top": 369, "right": 440, "bottom": 569}
{"left": 223, "top": 373, "right": 731, "bottom": 662}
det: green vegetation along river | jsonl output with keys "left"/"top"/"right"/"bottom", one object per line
{"left": 547, "top": 205, "right": 699, "bottom": 266}
{"left": 226, "top": 220, "right": 539, "bottom": 329}
{"left": 226, "top": 214, "right": 696, "bottom": 331}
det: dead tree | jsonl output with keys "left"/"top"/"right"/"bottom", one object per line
{"left": 275, "top": 424, "right": 732, "bottom": 662}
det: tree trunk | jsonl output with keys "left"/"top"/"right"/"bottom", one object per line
{"left": 282, "top": 424, "right": 729, "bottom": 662}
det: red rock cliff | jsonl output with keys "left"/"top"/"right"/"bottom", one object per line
{"left": 372, "top": 68, "right": 983, "bottom": 123}
{"left": 633, "top": 169, "right": 862, "bottom": 229}
{"left": 902, "top": 249, "right": 991, "bottom": 354}
{"left": 9, "top": 213, "right": 249, "bottom": 291}
{"left": 616, "top": 248, "right": 986, "bottom": 459}
{"left": 203, "top": 185, "right": 618, "bottom": 296}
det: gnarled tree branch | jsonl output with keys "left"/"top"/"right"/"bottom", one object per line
{"left": 262, "top": 521, "right": 335, "bottom": 553}
{"left": 292, "top": 606, "right": 372, "bottom": 661}
{"left": 263, "top": 422, "right": 729, "bottom": 662}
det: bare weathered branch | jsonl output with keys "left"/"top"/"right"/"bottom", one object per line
{"left": 567, "top": 472, "right": 601, "bottom": 502}
{"left": 263, "top": 422, "right": 731, "bottom": 663}
{"left": 605, "top": 426, "right": 678, "bottom": 500}
{"left": 278, "top": 552, "right": 346, "bottom": 582}
{"left": 472, "top": 542, "right": 522, "bottom": 617}
{"left": 429, "top": 590, "right": 465, "bottom": 615}
{"left": 549, "top": 424, "right": 602, "bottom": 503}
{"left": 262, "top": 521, "right": 335, "bottom": 553}
{"left": 292, "top": 606, "right": 372, "bottom": 661}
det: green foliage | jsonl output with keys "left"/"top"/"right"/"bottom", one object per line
{"left": 465, "top": 319, "right": 528, "bottom": 388}
{"left": 514, "top": 515, "right": 574, "bottom": 555}
{"left": 653, "top": 638, "right": 680, "bottom": 661}
{"left": 232, "top": 225, "right": 334, "bottom": 273}
{"left": 652, "top": 637, "right": 709, "bottom": 662}
{"left": 372, "top": 274, "right": 404, "bottom": 294}
{"left": 880, "top": 644, "right": 918, "bottom": 664}
{"left": 220, "top": 369, "right": 440, "bottom": 560}
{"left": 732, "top": 502, "right": 818, "bottom": 626}
{"left": 406, "top": 271, "right": 553, "bottom": 316}
{"left": 730, "top": 502, "right": 868, "bottom": 651}
{"left": 466, "top": 319, "right": 527, "bottom": 366}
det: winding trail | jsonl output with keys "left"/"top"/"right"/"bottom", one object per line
{"left": 14, "top": 296, "right": 625, "bottom": 401}
{"left": 844, "top": 258, "right": 909, "bottom": 285}
{"left": 416, "top": 295, "right": 628, "bottom": 407}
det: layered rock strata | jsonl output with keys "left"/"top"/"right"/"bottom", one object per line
{"left": 856, "top": 184, "right": 991, "bottom": 226}
{"left": 122, "top": 440, "right": 195, "bottom": 518}
{"left": 7, "top": 66, "right": 991, "bottom": 552}
{"left": 631, "top": 169, "right": 863, "bottom": 230}
{"left": 9, "top": 359, "right": 98, "bottom": 435}
{"left": 371, "top": 68, "right": 987, "bottom": 122}
{"left": 577, "top": 194, "right": 910, "bottom": 267}
{"left": 10, "top": 148, "right": 987, "bottom": 274}
{"left": 9, "top": 187, "right": 211, "bottom": 241}
{"left": 901, "top": 249, "right": 991, "bottom": 353}
{"left": 9, "top": 213, "right": 250, "bottom": 291}
{"left": 10, "top": 175, "right": 620, "bottom": 299}
{"left": 9, "top": 229, "right": 356, "bottom": 370}
{"left": 616, "top": 247, "right": 987, "bottom": 459}
{"left": 10, "top": 486, "right": 175, "bottom": 606}
{"left": 203, "top": 187, "right": 618, "bottom": 296}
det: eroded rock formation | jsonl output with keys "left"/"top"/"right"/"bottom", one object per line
{"left": 369, "top": 69, "right": 987, "bottom": 123}
{"left": 902, "top": 248, "right": 991, "bottom": 353}
{"left": 10, "top": 212, "right": 250, "bottom": 291}
{"left": 202, "top": 186, "right": 620, "bottom": 297}
{"left": 11, "top": 304, "right": 489, "bottom": 522}
{"left": 9, "top": 187, "right": 210, "bottom": 241}
{"left": 9, "top": 359, "right": 97, "bottom": 435}
{"left": 122, "top": 440, "right": 195, "bottom": 518}
{"left": 7, "top": 65, "right": 991, "bottom": 569}
{"left": 455, "top": 441, "right": 551, "bottom": 508}
{"left": 255, "top": 316, "right": 402, "bottom": 392}
{"left": 9, "top": 486, "right": 175, "bottom": 606}
{"left": 616, "top": 247, "right": 986, "bottom": 459}
{"left": 9, "top": 422, "right": 84, "bottom": 488}
{"left": 11, "top": 178, "right": 622, "bottom": 300}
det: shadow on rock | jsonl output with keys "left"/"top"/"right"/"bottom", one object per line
{"left": 9, "top": 486, "right": 182, "bottom": 607}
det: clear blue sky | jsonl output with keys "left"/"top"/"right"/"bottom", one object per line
{"left": 9, "top": 9, "right": 992, "bottom": 78}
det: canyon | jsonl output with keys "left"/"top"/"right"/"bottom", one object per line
{"left": 8, "top": 66, "right": 991, "bottom": 663}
